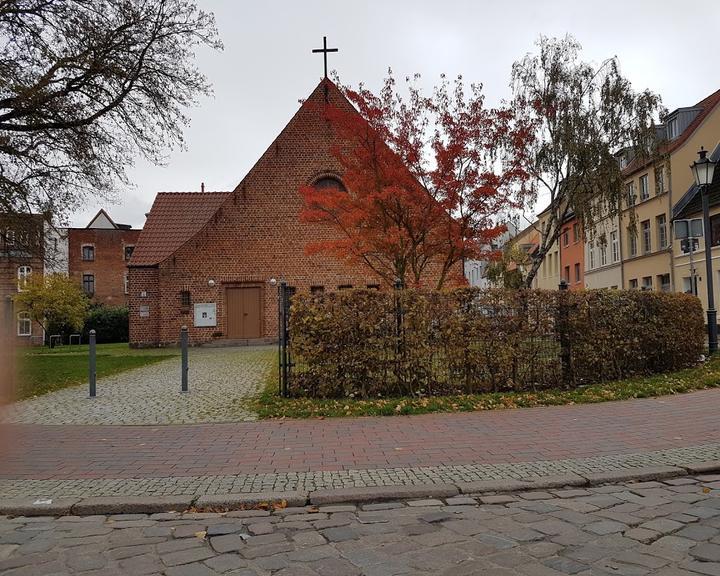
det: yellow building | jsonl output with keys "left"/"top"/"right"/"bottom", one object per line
{"left": 506, "top": 88, "right": 720, "bottom": 297}
{"left": 670, "top": 92, "right": 720, "bottom": 312}
{"left": 507, "top": 207, "right": 560, "bottom": 289}
{"left": 620, "top": 89, "right": 720, "bottom": 296}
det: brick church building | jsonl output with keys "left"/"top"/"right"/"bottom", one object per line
{"left": 128, "top": 78, "right": 457, "bottom": 346}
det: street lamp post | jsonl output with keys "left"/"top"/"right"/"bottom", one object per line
{"left": 691, "top": 147, "right": 718, "bottom": 354}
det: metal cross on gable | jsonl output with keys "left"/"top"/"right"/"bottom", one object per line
{"left": 312, "top": 36, "right": 338, "bottom": 79}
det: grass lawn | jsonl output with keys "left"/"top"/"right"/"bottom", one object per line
{"left": 15, "top": 343, "right": 177, "bottom": 400}
{"left": 252, "top": 354, "right": 720, "bottom": 419}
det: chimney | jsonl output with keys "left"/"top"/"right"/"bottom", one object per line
{"left": 201, "top": 182, "right": 205, "bottom": 193}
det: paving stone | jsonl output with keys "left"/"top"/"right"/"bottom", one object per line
{"left": 247, "top": 522, "right": 274, "bottom": 535}
{"left": 625, "top": 527, "right": 660, "bottom": 543}
{"left": 166, "top": 562, "right": 221, "bottom": 576}
{"left": 209, "top": 534, "right": 246, "bottom": 553}
{"left": 585, "top": 520, "right": 627, "bottom": 535}
{"left": 292, "top": 531, "right": 327, "bottom": 547}
{"left": 446, "top": 497, "right": 477, "bottom": 506}
{"left": 161, "top": 546, "right": 216, "bottom": 566}
{"left": 639, "top": 518, "right": 684, "bottom": 534}
{"left": 206, "top": 523, "right": 245, "bottom": 536}
{"left": 692, "top": 542, "right": 720, "bottom": 562}
{"left": 204, "top": 553, "right": 248, "bottom": 572}
{"left": 542, "top": 556, "right": 588, "bottom": 574}
{"left": 322, "top": 526, "right": 360, "bottom": 542}
{"left": 406, "top": 499, "right": 444, "bottom": 507}
{"left": 480, "top": 495, "right": 519, "bottom": 505}
{"left": 678, "top": 523, "right": 719, "bottom": 540}
{"left": 679, "top": 560, "right": 720, "bottom": 575}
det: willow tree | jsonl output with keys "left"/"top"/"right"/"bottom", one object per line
{"left": 506, "top": 35, "right": 663, "bottom": 287}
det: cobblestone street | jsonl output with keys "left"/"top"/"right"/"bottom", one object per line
{"left": 2, "top": 475, "right": 720, "bottom": 575}
{"left": 0, "top": 346, "right": 274, "bottom": 425}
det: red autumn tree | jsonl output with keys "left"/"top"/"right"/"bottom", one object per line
{"left": 300, "top": 73, "right": 532, "bottom": 289}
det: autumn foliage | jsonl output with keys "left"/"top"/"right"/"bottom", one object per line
{"left": 300, "top": 74, "right": 533, "bottom": 289}
{"left": 288, "top": 288, "right": 703, "bottom": 399}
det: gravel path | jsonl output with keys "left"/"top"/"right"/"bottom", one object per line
{"left": 0, "top": 346, "right": 274, "bottom": 425}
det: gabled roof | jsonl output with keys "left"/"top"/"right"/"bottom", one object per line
{"left": 128, "top": 192, "right": 230, "bottom": 266}
{"left": 623, "top": 88, "right": 720, "bottom": 178}
{"left": 85, "top": 208, "right": 133, "bottom": 230}
{"left": 673, "top": 143, "right": 720, "bottom": 220}
{"left": 129, "top": 78, "right": 358, "bottom": 268}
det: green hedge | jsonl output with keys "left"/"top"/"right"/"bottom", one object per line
{"left": 289, "top": 288, "right": 704, "bottom": 398}
{"left": 82, "top": 305, "right": 129, "bottom": 343}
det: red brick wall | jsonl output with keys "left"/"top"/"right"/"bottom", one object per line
{"left": 129, "top": 80, "right": 462, "bottom": 346}
{"left": 68, "top": 228, "right": 141, "bottom": 306}
{"left": 127, "top": 267, "right": 160, "bottom": 346}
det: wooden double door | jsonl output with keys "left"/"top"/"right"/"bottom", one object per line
{"left": 226, "top": 286, "right": 262, "bottom": 339}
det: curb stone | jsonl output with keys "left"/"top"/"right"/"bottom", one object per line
{"left": 309, "top": 484, "right": 459, "bottom": 505}
{"left": 457, "top": 479, "right": 535, "bottom": 494}
{"left": 71, "top": 495, "right": 195, "bottom": 515}
{"left": 0, "top": 497, "right": 80, "bottom": 517}
{"left": 684, "top": 461, "right": 720, "bottom": 475}
{"left": 195, "top": 492, "right": 307, "bottom": 510}
{"left": 583, "top": 466, "right": 685, "bottom": 486}
{"left": 2, "top": 464, "right": 718, "bottom": 516}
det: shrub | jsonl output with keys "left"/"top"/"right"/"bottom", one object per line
{"left": 289, "top": 288, "right": 704, "bottom": 399}
{"left": 82, "top": 305, "right": 129, "bottom": 343}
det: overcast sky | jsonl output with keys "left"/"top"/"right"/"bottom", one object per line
{"left": 71, "top": 0, "right": 720, "bottom": 229}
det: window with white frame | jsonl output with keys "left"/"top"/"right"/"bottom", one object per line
{"left": 600, "top": 243, "right": 607, "bottom": 266}
{"left": 124, "top": 273, "right": 129, "bottom": 295}
{"left": 628, "top": 228, "right": 638, "bottom": 257}
{"left": 639, "top": 174, "right": 649, "bottom": 201}
{"left": 629, "top": 278, "right": 638, "bottom": 290}
{"left": 626, "top": 182, "right": 636, "bottom": 206}
{"left": 642, "top": 276, "right": 653, "bottom": 290}
{"left": 17, "top": 265, "right": 31, "bottom": 291}
{"left": 17, "top": 311, "right": 31, "bottom": 336}
{"left": 641, "top": 220, "right": 651, "bottom": 254}
{"left": 658, "top": 273, "right": 671, "bottom": 292}
{"left": 657, "top": 214, "right": 667, "bottom": 249}
{"left": 588, "top": 242, "right": 595, "bottom": 269}
{"left": 656, "top": 168, "right": 665, "bottom": 195}
{"left": 611, "top": 231, "right": 619, "bottom": 262}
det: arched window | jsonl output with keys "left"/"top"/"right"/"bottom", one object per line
{"left": 313, "top": 176, "right": 346, "bottom": 192}
{"left": 17, "top": 312, "right": 31, "bottom": 336}
{"left": 17, "top": 265, "right": 31, "bottom": 291}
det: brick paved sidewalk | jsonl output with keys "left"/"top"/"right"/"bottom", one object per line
{"left": 2, "top": 474, "right": 720, "bottom": 576}
{"left": 0, "top": 388, "right": 719, "bottom": 499}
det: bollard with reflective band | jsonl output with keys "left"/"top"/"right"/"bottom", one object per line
{"left": 181, "top": 325, "right": 188, "bottom": 392}
{"left": 88, "top": 329, "right": 97, "bottom": 398}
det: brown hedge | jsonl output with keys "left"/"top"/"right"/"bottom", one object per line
{"left": 288, "top": 288, "right": 704, "bottom": 399}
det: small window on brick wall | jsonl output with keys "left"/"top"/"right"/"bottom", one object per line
{"left": 180, "top": 290, "right": 191, "bottom": 309}
{"left": 310, "top": 286, "right": 324, "bottom": 295}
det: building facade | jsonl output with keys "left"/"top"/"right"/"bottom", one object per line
{"left": 67, "top": 210, "right": 140, "bottom": 306}
{"left": 128, "top": 79, "right": 461, "bottom": 347}
{"left": 509, "top": 87, "right": 720, "bottom": 300}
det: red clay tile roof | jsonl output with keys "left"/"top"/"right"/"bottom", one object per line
{"left": 623, "top": 88, "right": 720, "bottom": 177}
{"left": 129, "top": 192, "right": 230, "bottom": 266}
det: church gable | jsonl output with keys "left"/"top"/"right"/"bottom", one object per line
{"left": 129, "top": 76, "right": 438, "bottom": 346}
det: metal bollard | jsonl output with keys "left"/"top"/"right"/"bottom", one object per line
{"left": 88, "top": 329, "right": 96, "bottom": 397}
{"left": 181, "top": 325, "right": 188, "bottom": 392}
